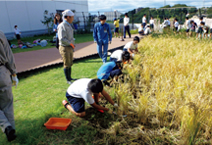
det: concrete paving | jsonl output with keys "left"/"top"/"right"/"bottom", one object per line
{"left": 14, "top": 36, "right": 137, "bottom": 73}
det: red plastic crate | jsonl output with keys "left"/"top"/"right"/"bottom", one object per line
{"left": 44, "top": 117, "right": 72, "bottom": 131}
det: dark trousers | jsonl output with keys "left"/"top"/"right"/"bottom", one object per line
{"left": 56, "top": 37, "right": 59, "bottom": 49}
{"left": 124, "top": 25, "right": 131, "bottom": 38}
{"left": 142, "top": 23, "right": 146, "bottom": 28}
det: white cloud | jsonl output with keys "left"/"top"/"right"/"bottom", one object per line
{"left": 88, "top": 0, "right": 212, "bottom": 13}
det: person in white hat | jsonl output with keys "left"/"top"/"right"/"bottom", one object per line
{"left": 0, "top": 30, "right": 18, "bottom": 142}
{"left": 57, "top": 9, "right": 76, "bottom": 84}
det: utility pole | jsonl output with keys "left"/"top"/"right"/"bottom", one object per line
{"left": 203, "top": 0, "right": 205, "bottom": 8}
{"left": 164, "top": 0, "right": 166, "bottom": 6}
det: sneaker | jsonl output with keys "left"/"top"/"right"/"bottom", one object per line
{"left": 5, "top": 126, "right": 16, "bottom": 142}
{"left": 67, "top": 81, "right": 72, "bottom": 85}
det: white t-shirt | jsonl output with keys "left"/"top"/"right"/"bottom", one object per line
{"left": 144, "top": 27, "right": 151, "bottom": 35}
{"left": 150, "top": 19, "right": 154, "bottom": 24}
{"left": 186, "top": 20, "right": 191, "bottom": 29}
{"left": 138, "top": 26, "right": 143, "bottom": 32}
{"left": 124, "top": 17, "right": 130, "bottom": 26}
{"left": 67, "top": 78, "right": 94, "bottom": 105}
{"left": 174, "top": 21, "right": 179, "bottom": 28}
{"left": 142, "top": 17, "right": 146, "bottom": 23}
{"left": 211, "top": 24, "right": 212, "bottom": 29}
{"left": 110, "top": 50, "right": 123, "bottom": 61}
{"left": 167, "top": 20, "right": 170, "bottom": 25}
{"left": 124, "top": 41, "right": 137, "bottom": 50}
{"left": 14, "top": 28, "right": 21, "bottom": 35}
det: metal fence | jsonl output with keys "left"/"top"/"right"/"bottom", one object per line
{"left": 71, "top": 7, "right": 211, "bottom": 33}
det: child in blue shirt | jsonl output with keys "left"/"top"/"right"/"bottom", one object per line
{"left": 97, "top": 61, "right": 122, "bottom": 86}
{"left": 93, "top": 15, "right": 112, "bottom": 63}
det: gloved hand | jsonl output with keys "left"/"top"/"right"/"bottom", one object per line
{"left": 12, "top": 75, "right": 19, "bottom": 88}
{"left": 109, "top": 41, "right": 112, "bottom": 44}
{"left": 114, "top": 103, "right": 118, "bottom": 108}
{"left": 94, "top": 41, "right": 97, "bottom": 43}
{"left": 132, "top": 53, "right": 135, "bottom": 58}
{"left": 70, "top": 43, "right": 75, "bottom": 49}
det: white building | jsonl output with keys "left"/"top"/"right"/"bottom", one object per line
{"left": 0, "top": 0, "right": 89, "bottom": 38}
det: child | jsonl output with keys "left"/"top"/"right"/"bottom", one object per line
{"left": 138, "top": 24, "right": 144, "bottom": 35}
{"left": 163, "top": 18, "right": 168, "bottom": 28}
{"left": 114, "top": 18, "right": 120, "bottom": 38}
{"left": 123, "top": 36, "right": 140, "bottom": 55}
{"left": 210, "top": 23, "right": 212, "bottom": 40}
{"left": 142, "top": 14, "right": 147, "bottom": 28}
{"left": 200, "top": 22, "right": 210, "bottom": 39}
{"left": 149, "top": 17, "right": 154, "bottom": 31}
{"left": 14, "top": 25, "right": 22, "bottom": 44}
{"left": 144, "top": 25, "right": 151, "bottom": 35}
{"left": 167, "top": 18, "right": 171, "bottom": 27}
{"left": 110, "top": 50, "right": 131, "bottom": 63}
{"left": 93, "top": 15, "right": 112, "bottom": 63}
{"left": 124, "top": 13, "right": 131, "bottom": 38}
{"left": 190, "top": 20, "right": 197, "bottom": 37}
{"left": 62, "top": 78, "right": 118, "bottom": 117}
{"left": 174, "top": 18, "right": 179, "bottom": 31}
{"left": 185, "top": 17, "right": 191, "bottom": 37}
{"left": 196, "top": 17, "right": 204, "bottom": 39}
{"left": 97, "top": 61, "right": 123, "bottom": 85}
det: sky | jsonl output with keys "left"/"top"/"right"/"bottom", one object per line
{"left": 88, "top": 0, "right": 212, "bottom": 13}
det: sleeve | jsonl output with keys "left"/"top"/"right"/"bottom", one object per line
{"left": 82, "top": 91, "right": 94, "bottom": 104}
{"left": 53, "top": 24, "right": 57, "bottom": 32}
{"left": 58, "top": 25, "right": 72, "bottom": 46}
{"left": 93, "top": 24, "right": 98, "bottom": 42}
{"left": 108, "top": 24, "right": 112, "bottom": 41}
{"left": 0, "top": 32, "right": 16, "bottom": 74}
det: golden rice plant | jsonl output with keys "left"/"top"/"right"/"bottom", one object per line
{"left": 113, "top": 35, "right": 212, "bottom": 144}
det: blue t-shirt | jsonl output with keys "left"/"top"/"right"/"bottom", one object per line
{"left": 97, "top": 62, "right": 116, "bottom": 81}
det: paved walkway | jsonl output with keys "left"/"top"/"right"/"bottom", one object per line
{"left": 14, "top": 36, "right": 136, "bottom": 73}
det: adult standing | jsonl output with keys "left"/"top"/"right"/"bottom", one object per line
{"left": 142, "top": 14, "right": 147, "bottom": 28}
{"left": 93, "top": 15, "right": 112, "bottom": 63}
{"left": 58, "top": 9, "right": 76, "bottom": 84}
{"left": 123, "top": 13, "right": 131, "bottom": 38}
{"left": 0, "top": 30, "right": 19, "bottom": 142}
{"left": 53, "top": 13, "right": 63, "bottom": 49}
{"left": 14, "top": 25, "right": 22, "bottom": 45}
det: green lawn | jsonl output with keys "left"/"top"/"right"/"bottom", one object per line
{"left": 0, "top": 56, "right": 119, "bottom": 145}
{"left": 11, "top": 33, "right": 94, "bottom": 54}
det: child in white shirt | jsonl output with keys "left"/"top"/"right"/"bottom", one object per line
{"left": 149, "top": 17, "right": 154, "bottom": 31}
{"left": 144, "top": 25, "right": 151, "bottom": 35}
{"left": 174, "top": 19, "right": 179, "bottom": 31}
{"left": 110, "top": 50, "right": 131, "bottom": 63}
{"left": 123, "top": 36, "right": 140, "bottom": 54}
{"left": 142, "top": 14, "right": 147, "bottom": 28}
{"left": 138, "top": 24, "right": 144, "bottom": 35}
{"left": 62, "top": 78, "right": 117, "bottom": 117}
{"left": 14, "top": 25, "right": 22, "bottom": 44}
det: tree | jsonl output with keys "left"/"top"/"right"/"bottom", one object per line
{"left": 41, "top": 10, "right": 54, "bottom": 35}
{"left": 161, "top": 5, "right": 171, "bottom": 8}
